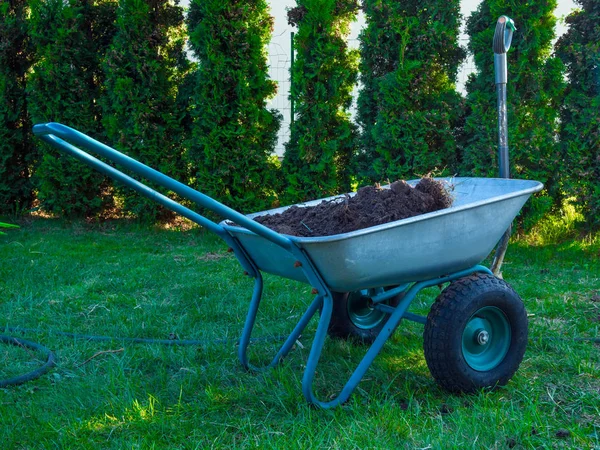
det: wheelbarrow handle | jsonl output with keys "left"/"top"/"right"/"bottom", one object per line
{"left": 32, "top": 122, "right": 294, "bottom": 251}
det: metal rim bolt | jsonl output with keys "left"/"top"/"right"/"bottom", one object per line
{"left": 476, "top": 330, "right": 490, "bottom": 346}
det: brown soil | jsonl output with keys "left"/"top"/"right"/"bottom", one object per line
{"left": 252, "top": 177, "right": 453, "bottom": 237}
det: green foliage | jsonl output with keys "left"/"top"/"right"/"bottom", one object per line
{"left": 281, "top": 0, "right": 359, "bottom": 203}
{"left": 0, "top": 0, "right": 35, "bottom": 214}
{"left": 102, "top": 0, "right": 190, "bottom": 222}
{"left": 0, "top": 221, "right": 19, "bottom": 235}
{"left": 556, "top": 0, "right": 600, "bottom": 229}
{"left": 524, "top": 197, "right": 585, "bottom": 245}
{"left": 186, "top": 0, "right": 281, "bottom": 214}
{"left": 356, "top": 0, "right": 465, "bottom": 184}
{"left": 27, "top": 0, "right": 117, "bottom": 218}
{"left": 459, "top": 0, "right": 565, "bottom": 229}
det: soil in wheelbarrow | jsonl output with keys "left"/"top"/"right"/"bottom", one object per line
{"left": 252, "top": 177, "right": 453, "bottom": 237}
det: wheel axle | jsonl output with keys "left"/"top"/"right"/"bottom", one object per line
{"left": 476, "top": 329, "right": 490, "bottom": 345}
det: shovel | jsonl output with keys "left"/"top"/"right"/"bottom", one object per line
{"left": 491, "top": 15, "right": 516, "bottom": 277}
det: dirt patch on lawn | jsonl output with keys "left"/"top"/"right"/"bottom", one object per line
{"left": 252, "top": 177, "right": 453, "bottom": 237}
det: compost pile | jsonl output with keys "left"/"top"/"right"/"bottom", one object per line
{"left": 253, "top": 177, "right": 453, "bottom": 237}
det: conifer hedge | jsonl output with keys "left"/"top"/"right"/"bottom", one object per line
{"left": 27, "top": 0, "right": 117, "bottom": 217}
{"left": 459, "top": 0, "right": 565, "bottom": 228}
{"left": 2, "top": 0, "right": 599, "bottom": 231}
{"left": 0, "top": 0, "right": 35, "bottom": 214}
{"left": 356, "top": 0, "right": 465, "bottom": 183}
{"left": 186, "top": 0, "right": 281, "bottom": 214}
{"left": 556, "top": 0, "right": 600, "bottom": 228}
{"left": 281, "top": 0, "right": 359, "bottom": 203}
{"left": 102, "top": 0, "right": 189, "bottom": 221}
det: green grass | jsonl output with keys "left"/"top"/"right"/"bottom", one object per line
{"left": 1, "top": 219, "right": 598, "bottom": 449}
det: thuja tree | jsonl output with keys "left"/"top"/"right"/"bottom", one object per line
{"left": 355, "top": 0, "right": 465, "bottom": 183}
{"left": 459, "top": 0, "right": 564, "bottom": 228}
{"left": 186, "top": 0, "right": 281, "bottom": 213}
{"left": 102, "top": 0, "right": 189, "bottom": 221}
{"left": 0, "top": 0, "right": 35, "bottom": 214}
{"left": 28, "top": 0, "right": 116, "bottom": 217}
{"left": 282, "top": 0, "right": 359, "bottom": 203}
{"left": 556, "top": 0, "right": 600, "bottom": 228}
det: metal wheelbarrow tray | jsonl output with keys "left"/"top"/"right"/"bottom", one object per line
{"left": 223, "top": 177, "right": 541, "bottom": 292}
{"left": 34, "top": 123, "right": 543, "bottom": 408}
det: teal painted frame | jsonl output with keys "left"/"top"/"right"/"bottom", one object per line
{"left": 33, "top": 123, "right": 493, "bottom": 408}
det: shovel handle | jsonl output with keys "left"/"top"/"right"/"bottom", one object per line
{"left": 493, "top": 16, "right": 515, "bottom": 55}
{"left": 492, "top": 15, "right": 516, "bottom": 277}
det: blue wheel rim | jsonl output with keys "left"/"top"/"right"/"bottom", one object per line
{"left": 347, "top": 290, "right": 386, "bottom": 330}
{"left": 462, "top": 306, "right": 511, "bottom": 371}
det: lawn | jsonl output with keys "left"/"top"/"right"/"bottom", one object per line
{"left": 1, "top": 219, "right": 598, "bottom": 449}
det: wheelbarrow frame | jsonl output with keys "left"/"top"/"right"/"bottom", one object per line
{"left": 33, "top": 122, "right": 531, "bottom": 408}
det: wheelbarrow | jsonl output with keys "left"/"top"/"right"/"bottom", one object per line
{"left": 33, "top": 122, "right": 542, "bottom": 408}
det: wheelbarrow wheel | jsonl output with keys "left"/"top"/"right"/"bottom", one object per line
{"left": 327, "top": 289, "right": 402, "bottom": 344}
{"left": 423, "top": 273, "right": 527, "bottom": 393}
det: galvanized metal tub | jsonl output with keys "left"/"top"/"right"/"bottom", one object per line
{"left": 221, "top": 177, "right": 543, "bottom": 292}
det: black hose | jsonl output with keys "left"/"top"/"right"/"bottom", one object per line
{"left": 1, "top": 327, "right": 286, "bottom": 387}
{"left": 3, "top": 326, "right": 283, "bottom": 346}
{"left": 0, "top": 335, "right": 56, "bottom": 388}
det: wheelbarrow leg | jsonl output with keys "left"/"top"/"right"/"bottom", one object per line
{"left": 301, "top": 265, "right": 495, "bottom": 408}
{"left": 238, "top": 273, "right": 264, "bottom": 369}
{"left": 269, "top": 294, "right": 324, "bottom": 366}
{"left": 238, "top": 273, "right": 325, "bottom": 371}
{"left": 301, "top": 286, "right": 414, "bottom": 408}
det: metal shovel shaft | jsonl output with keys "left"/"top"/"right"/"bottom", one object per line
{"left": 491, "top": 15, "right": 516, "bottom": 276}
{"left": 496, "top": 82, "right": 510, "bottom": 179}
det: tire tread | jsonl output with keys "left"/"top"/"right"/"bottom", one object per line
{"left": 423, "top": 273, "right": 527, "bottom": 393}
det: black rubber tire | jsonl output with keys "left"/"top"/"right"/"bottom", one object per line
{"left": 423, "top": 273, "right": 528, "bottom": 393}
{"left": 327, "top": 289, "right": 402, "bottom": 344}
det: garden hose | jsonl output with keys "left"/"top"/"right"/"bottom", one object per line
{"left": 0, "top": 327, "right": 286, "bottom": 387}
{"left": 0, "top": 335, "right": 56, "bottom": 388}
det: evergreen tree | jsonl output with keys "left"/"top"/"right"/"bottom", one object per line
{"left": 556, "top": 0, "right": 600, "bottom": 228}
{"left": 28, "top": 0, "right": 116, "bottom": 217}
{"left": 459, "top": 1, "right": 564, "bottom": 228}
{"left": 0, "top": 0, "right": 35, "bottom": 214}
{"left": 356, "top": 0, "right": 465, "bottom": 184}
{"left": 102, "top": 0, "right": 189, "bottom": 222}
{"left": 186, "top": 0, "right": 281, "bottom": 213}
{"left": 281, "top": 0, "right": 359, "bottom": 203}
